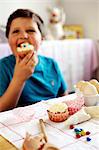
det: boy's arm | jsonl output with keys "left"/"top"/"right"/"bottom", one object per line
{"left": 0, "top": 78, "right": 25, "bottom": 111}
{"left": 0, "top": 51, "right": 36, "bottom": 112}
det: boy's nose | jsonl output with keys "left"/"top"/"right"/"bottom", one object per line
{"left": 20, "top": 31, "right": 28, "bottom": 39}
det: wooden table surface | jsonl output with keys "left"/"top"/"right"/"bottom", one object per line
{"left": 0, "top": 135, "right": 18, "bottom": 150}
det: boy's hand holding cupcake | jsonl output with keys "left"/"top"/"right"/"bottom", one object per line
{"left": 13, "top": 43, "right": 38, "bottom": 83}
{"left": 17, "top": 42, "right": 37, "bottom": 67}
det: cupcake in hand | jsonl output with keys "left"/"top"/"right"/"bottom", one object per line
{"left": 17, "top": 42, "right": 35, "bottom": 59}
{"left": 17, "top": 42, "right": 37, "bottom": 66}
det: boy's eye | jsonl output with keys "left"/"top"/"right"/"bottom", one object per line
{"left": 26, "top": 29, "right": 36, "bottom": 33}
{"left": 12, "top": 30, "right": 19, "bottom": 34}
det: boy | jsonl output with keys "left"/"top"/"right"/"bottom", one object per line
{"left": 0, "top": 9, "right": 67, "bottom": 112}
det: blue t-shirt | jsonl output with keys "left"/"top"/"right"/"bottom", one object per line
{"left": 0, "top": 55, "right": 67, "bottom": 106}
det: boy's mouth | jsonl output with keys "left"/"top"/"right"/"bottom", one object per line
{"left": 17, "top": 43, "right": 21, "bottom": 47}
{"left": 17, "top": 42, "right": 29, "bottom": 47}
{"left": 17, "top": 42, "right": 35, "bottom": 52}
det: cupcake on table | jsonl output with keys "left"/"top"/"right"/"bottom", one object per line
{"left": 47, "top": 102, "right": 69, "bottom": 122}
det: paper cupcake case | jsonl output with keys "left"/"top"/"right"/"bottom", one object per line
{"left": 47, "top": 110, "right": 69, "bottom": 122}
{"left": 65, "top": 97, "right": 84, "bottom": 115}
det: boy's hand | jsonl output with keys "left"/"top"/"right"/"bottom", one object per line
{"left": 23, "top": 133, "right": 45, "bottom": 150}
{"left": 13, "top": 51, "right": 37, "bottom": 83}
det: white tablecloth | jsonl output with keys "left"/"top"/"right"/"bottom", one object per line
{"left": 0, "top": 94, "right": 99, "bottom": 150}
{"left": 0, "top": 39, "right": 98, "bottom": 91}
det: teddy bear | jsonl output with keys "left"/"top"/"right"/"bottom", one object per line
{"left": 46, "top": 7, "right": 66, "bottom": 40}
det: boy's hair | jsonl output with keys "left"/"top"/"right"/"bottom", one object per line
{"left": 6, "top": 9, "right": 44, "bottom": 38}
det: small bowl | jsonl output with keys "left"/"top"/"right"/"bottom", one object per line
{"left": 84, "top": 94, "right": 99, "bottom": 106}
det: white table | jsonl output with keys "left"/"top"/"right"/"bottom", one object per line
{"left": 0, "top": 94, "right": 99, "bottom": 150}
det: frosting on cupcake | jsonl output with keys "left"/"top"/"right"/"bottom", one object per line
{"left": 17, "top": 42, "right": 34, "bottom": 52}
{"left": 49, "top": 103, "right": 68, "bottom": 113}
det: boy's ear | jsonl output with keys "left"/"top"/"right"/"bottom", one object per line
{"left": 41, "top": 36, "right": 45, "bottom": 41}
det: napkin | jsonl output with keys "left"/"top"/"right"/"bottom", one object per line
{"left": 65, "top": 106, "right": 99, "bottom": 127}
{"left": 65, "top": 107, "right": 91, "bottom": 127}
{"left": 85, "top": 106, "right": 99, "bottom": 118}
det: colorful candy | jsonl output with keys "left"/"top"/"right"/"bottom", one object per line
{"left": 69, "top": 125, "right": 91, "bottom": 140}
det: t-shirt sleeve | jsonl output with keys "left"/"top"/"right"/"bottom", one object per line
{"left": 0, "top": 60, "right": 10, "bottom": 96}
{"left": 53, "top": 60, "right": 68, "bottom": 95}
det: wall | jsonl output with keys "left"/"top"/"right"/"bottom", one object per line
{"left": 0, "top": 0, "right": 99, "bottom": 39}
{"left": 0, "top": 0, "right": 55, "bottom": 25}
{"left": 98, "top": 2, "right": 99, "bottom": 39}
{"left": 61, "top": 0, "right": 98, "bottom": 39}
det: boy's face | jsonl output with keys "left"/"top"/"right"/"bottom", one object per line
{"left": 8, "top": 17, "right": 42, "bottom": 57}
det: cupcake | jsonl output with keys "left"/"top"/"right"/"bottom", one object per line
{"left": 47, "top": 103, "right": 69, "bottom": 122}
{"left": 17, "top": 42, "right": 35, "bottom": 58}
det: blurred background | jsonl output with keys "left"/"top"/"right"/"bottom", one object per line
{"left": 0, "top": 0, "right": 99, "bottom": 92}
{"left": 0, "top": 0, "right": 99, "bottom": 39}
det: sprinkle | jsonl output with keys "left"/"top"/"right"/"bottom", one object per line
{"left": 86, "top": 131, "right": 90, "bottom": 135}
{"left": 86, "top": 137, "right": 91, "bottom": 142}
{"left": 76, "top": 131, "right": 81, "bottom": 135}
{"left": 81, "top": 130, "right": 86, "bottom": 136}
{"left": 76, "top": 134, "right": 81, "bottom": 138}
{"left": 80, "top": 128, "right": 83, "bottom": 131}
{"left": 69, "top": 125, "right": 74, "bottom": 129}
{"left": 74, "top": 128, "right": 80, "bottom": 132}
